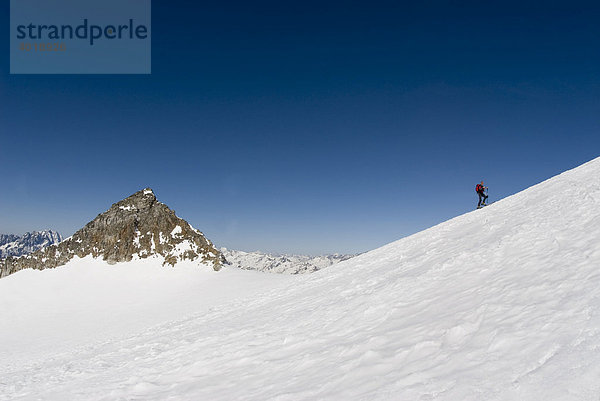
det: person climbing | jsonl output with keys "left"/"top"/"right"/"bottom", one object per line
{"left": 476, "top": 181, "right": 488, "bottom": 208}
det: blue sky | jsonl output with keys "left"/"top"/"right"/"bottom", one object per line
{"left": 1, "top": 1, "right": 599, "bottom": 254}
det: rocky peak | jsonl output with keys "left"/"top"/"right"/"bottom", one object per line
{"left": 0, "top": 188, "right": 223, "bottom": 278}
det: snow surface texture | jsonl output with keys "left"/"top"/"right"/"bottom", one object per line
{"left": 2, "top": 158, "right": 600, "bottom": 400}
{"left": 0, "top": 257, "right": 292, "bottom": 371}
{"left": 222, "top": 248, "right": 356, "bottom": 274}
{"left": 0, "top": 230, "right": 62, "bottom": 258}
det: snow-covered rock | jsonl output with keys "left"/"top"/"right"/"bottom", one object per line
{"left": 2, "top": 158, "right": 600, "bottom": 400}
{"left": 0, "top": 231, "right": 62, "bottom": 258}
{"left": 221, "top": 248, "right": 356, "bottom": 274}
{"left": 0, "top": 188, "right": 222, "bottom": 278}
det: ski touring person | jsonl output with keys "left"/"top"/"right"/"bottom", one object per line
{"left": 476, "top": 181, "right": 488, "bottom": 209}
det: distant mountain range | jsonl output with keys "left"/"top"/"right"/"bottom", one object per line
{"left": 0, "top": 231, "right": 63, "bottom": 258}
{"left": 221, "top": 248, "right": 356, "bottom": 274}
{"left": 1, "top": 192, "right": 354, "bottom": 277}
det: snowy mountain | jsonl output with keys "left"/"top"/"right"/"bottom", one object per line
{"left": 0, "top": 188, "right": 222, "bottom": 278}
{"left": 0, "top": 234, "right": 19, "bottom": 247}
{"left": 2, "top": 158, "right": 600, "bottom": 400}
{"left": 0, "top": 230, "right": 62, "bottom": 258}
{"left": 221, "top": 248, "right": 356, "bottom": 274}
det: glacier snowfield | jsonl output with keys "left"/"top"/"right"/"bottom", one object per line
{"left": 2, "top": 158, "right": 600, "bottom": 400}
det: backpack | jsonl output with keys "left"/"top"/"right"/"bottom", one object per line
{"left": 475, "top": 184, "right": 483, "bottom": 193}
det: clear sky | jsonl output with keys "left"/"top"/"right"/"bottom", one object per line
{"left": 1, "top": 1, "right": 599, "bottom": 254}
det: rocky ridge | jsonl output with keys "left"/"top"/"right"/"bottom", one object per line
{"left": 0, "top": 189, "right": 222, "bottom": 278}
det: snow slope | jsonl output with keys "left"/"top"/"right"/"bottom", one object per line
{"left": 0, "top": 257, "right": 292, "bottom": 368}
{"left": 2, "top": 157, "right": 600, "bottom": 400}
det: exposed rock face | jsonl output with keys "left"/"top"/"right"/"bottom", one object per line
{"left": 0, "top": 231, "right": 63, "bottom": 258}
{"left": 0, "top": 189, "right": 222, "bottom": 278}
{"left": 221, "top": 248, "right": 356, "bottom": 274}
